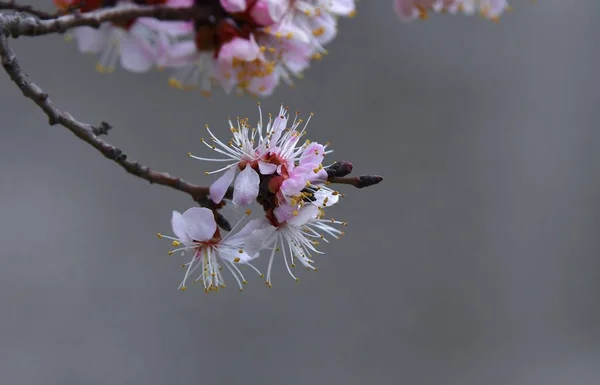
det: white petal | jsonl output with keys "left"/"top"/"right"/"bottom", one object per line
{"left": 74, "top": 26, "right": 108, "bottom": 53}
{"left": 232, "top": 165, "right": 260, "bottom": 206}
{"left": 180, "top": 207, "right": 217, "bottom": 241}
{"left": 244, "top": 225, "right": 277, "bottom": 256}
{"left": 313, "top": 189, "right": 339, "bottom": 208}
{"left": 225, "top": 218, "right": 270, "bottom": 246}
{"left": 209, "top": 165, "right": 237, "bottom": 204}
{"left": 287, "top": 204, "right": 318, "bottom": 226}
{"left": 119, "top": 33, "right": 155, "bottom": 72}
{"left": 258, "top": 160, "right": 278, "bottom": 175}
{"left": 170, "top": 210, "right": 191, "bottom": 242}
{"left": 327, "top": 0, "right": 355, "bottom": 15}
{"left": 220, "top": 248, "right": 255, "bottom": 263}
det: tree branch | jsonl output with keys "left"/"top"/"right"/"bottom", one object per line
{"left": 0, "top": 3, "right": 213, "bottom": 38}
{"left": 0, "top": 1, "right": 56, "bottom": 19}
{"left": 0, "top": 26, "right": 210, "bottom": 199}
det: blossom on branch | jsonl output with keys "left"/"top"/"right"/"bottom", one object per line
{"left": 394, "top": 0, "right": 510, "bottom": 22}
{"left": 158, "top": 105, "right": 380, "bottom": 293}
{"left": 50, "top": 0, "right": 357, "bottom": 96}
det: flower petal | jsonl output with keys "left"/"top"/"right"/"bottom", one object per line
{"left": 225, "top": 218, "right": 270, "bottom": 246}
{"left": 171, "top": 210, "right": 191, "bottom": 242}
{"left": 74, "top": 26, "right": 108, "bottom": 53}
{"left": 162, "top": 40, "right": 199, "bottom": 67}
{"left": 287, "top": 204, "right": 318, "bottom": 226}
{"left": 232, "top": 165, "right": 260, "bottom": 206}
{"left": 210, "top": 165, "right": 237, "bottom": 204}
{"left": 220, "top": 0, "right": 247, "bottom": 13}
{"left": 180, "top": 207, "right": 217, "bottom": 242}
{"left": 300, "top": 142, "right": 325, "bottom": 167}
{"left": 119, "top": 33, "right": 155, "bottom": 72}
{"left": 244, "top": 225, "right": 277, "bottom": 256}
{"left": 258, "top": 160, "right": 278, "bottom": 175}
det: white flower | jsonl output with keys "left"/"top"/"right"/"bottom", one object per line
{"left": 157, "top": 207, "right": 263, "bottom": 292}
{"left": 281, "top": 0, "right": 356, "bottom": 52}
{"left": 245, "top": 204, "right": 346, "bottom": 286}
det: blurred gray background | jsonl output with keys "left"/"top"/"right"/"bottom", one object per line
{"left": 2, "top": 1, "right": 600, "bottom": 384}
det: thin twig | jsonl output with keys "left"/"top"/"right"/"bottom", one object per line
{"left": 0, "top": 26, "right": 210, "bottom": 199}
{"left": 0, "top": 4, "right": 213, "bottom": 37}
{"left": 0, "top": 1, "right": 56, "bottom": 19}
{"left": 329, "top": 175, "right": 384, "bottom": 188}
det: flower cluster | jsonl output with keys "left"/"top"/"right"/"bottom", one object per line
{"left": 158, "top": 105, "right": 357, "bottom": 293}
{"left": 394, "top": 0, "right": 510, "bottom": 22}
{"left": 54, "top": 0, "right": 356, "bottom": 97}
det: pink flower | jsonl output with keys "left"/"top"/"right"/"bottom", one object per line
{"left": 215, "top": 35, "right": 280, "bottom": 96}
{"left": 189, "top": 105, "right": 289, "bottom": 205}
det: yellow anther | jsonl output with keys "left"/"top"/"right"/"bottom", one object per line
{"left": 292, "top": 210, "right": 299, "bottom": 216}
{"left": 242, "top": 280, "right": 247, "bottom": 285}
{"left": 295, "top": 278, "right": 300, "bottom": 283}
{"left": 156, "top": 233, "right": 163, "bottom": 238}
{"left": 245, "top": 209, "right": 252, "bottom": 216}
{"left": 238, "top": 249, "right": 244, "bottom": 253}
{"left": 180, "top": 286, "right": 187, "bottom": 291}
{"left": 200, "top": 90, "right": 211, "bottom": 98}
{"left": 348, "top": 9, "right": 357, "bottom": 17}
{"left": 172, "top": 240, "right": 180, "bottom": 247}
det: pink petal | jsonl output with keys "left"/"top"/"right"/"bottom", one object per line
{"left": 300, "top": 142, "right": 325, "bottom": 167}
{"left": 218, "top": 37, "right": 261, "bottom": 62}
{"left": 232, "top": 165, "right": 260, "bottom": 206}
{"left": 280, "top": 175, "right": 306, "bottom": 198}
{"left": 220, "top": 0, "right": 247, "bottom": 12}
{"left": 273, "top": 203, "right": 295, "bottom": 223}
{"left": 180, "top": 207, "right": 217, "bottom": 241}
{"left": 209, "top": 165, "right": 237, "bottom": 204}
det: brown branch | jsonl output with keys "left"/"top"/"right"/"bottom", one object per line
{"left": 0, "top": 26, "right": 210, "bottom": 199}
{"left": 0, "top": 1, "right": 56, "bottom": 19}
{"left": 328, "top": 175, "right": 384, "bottom": 189}
{"left": 0, "top": 4, "right": 213, "bottom": 37}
